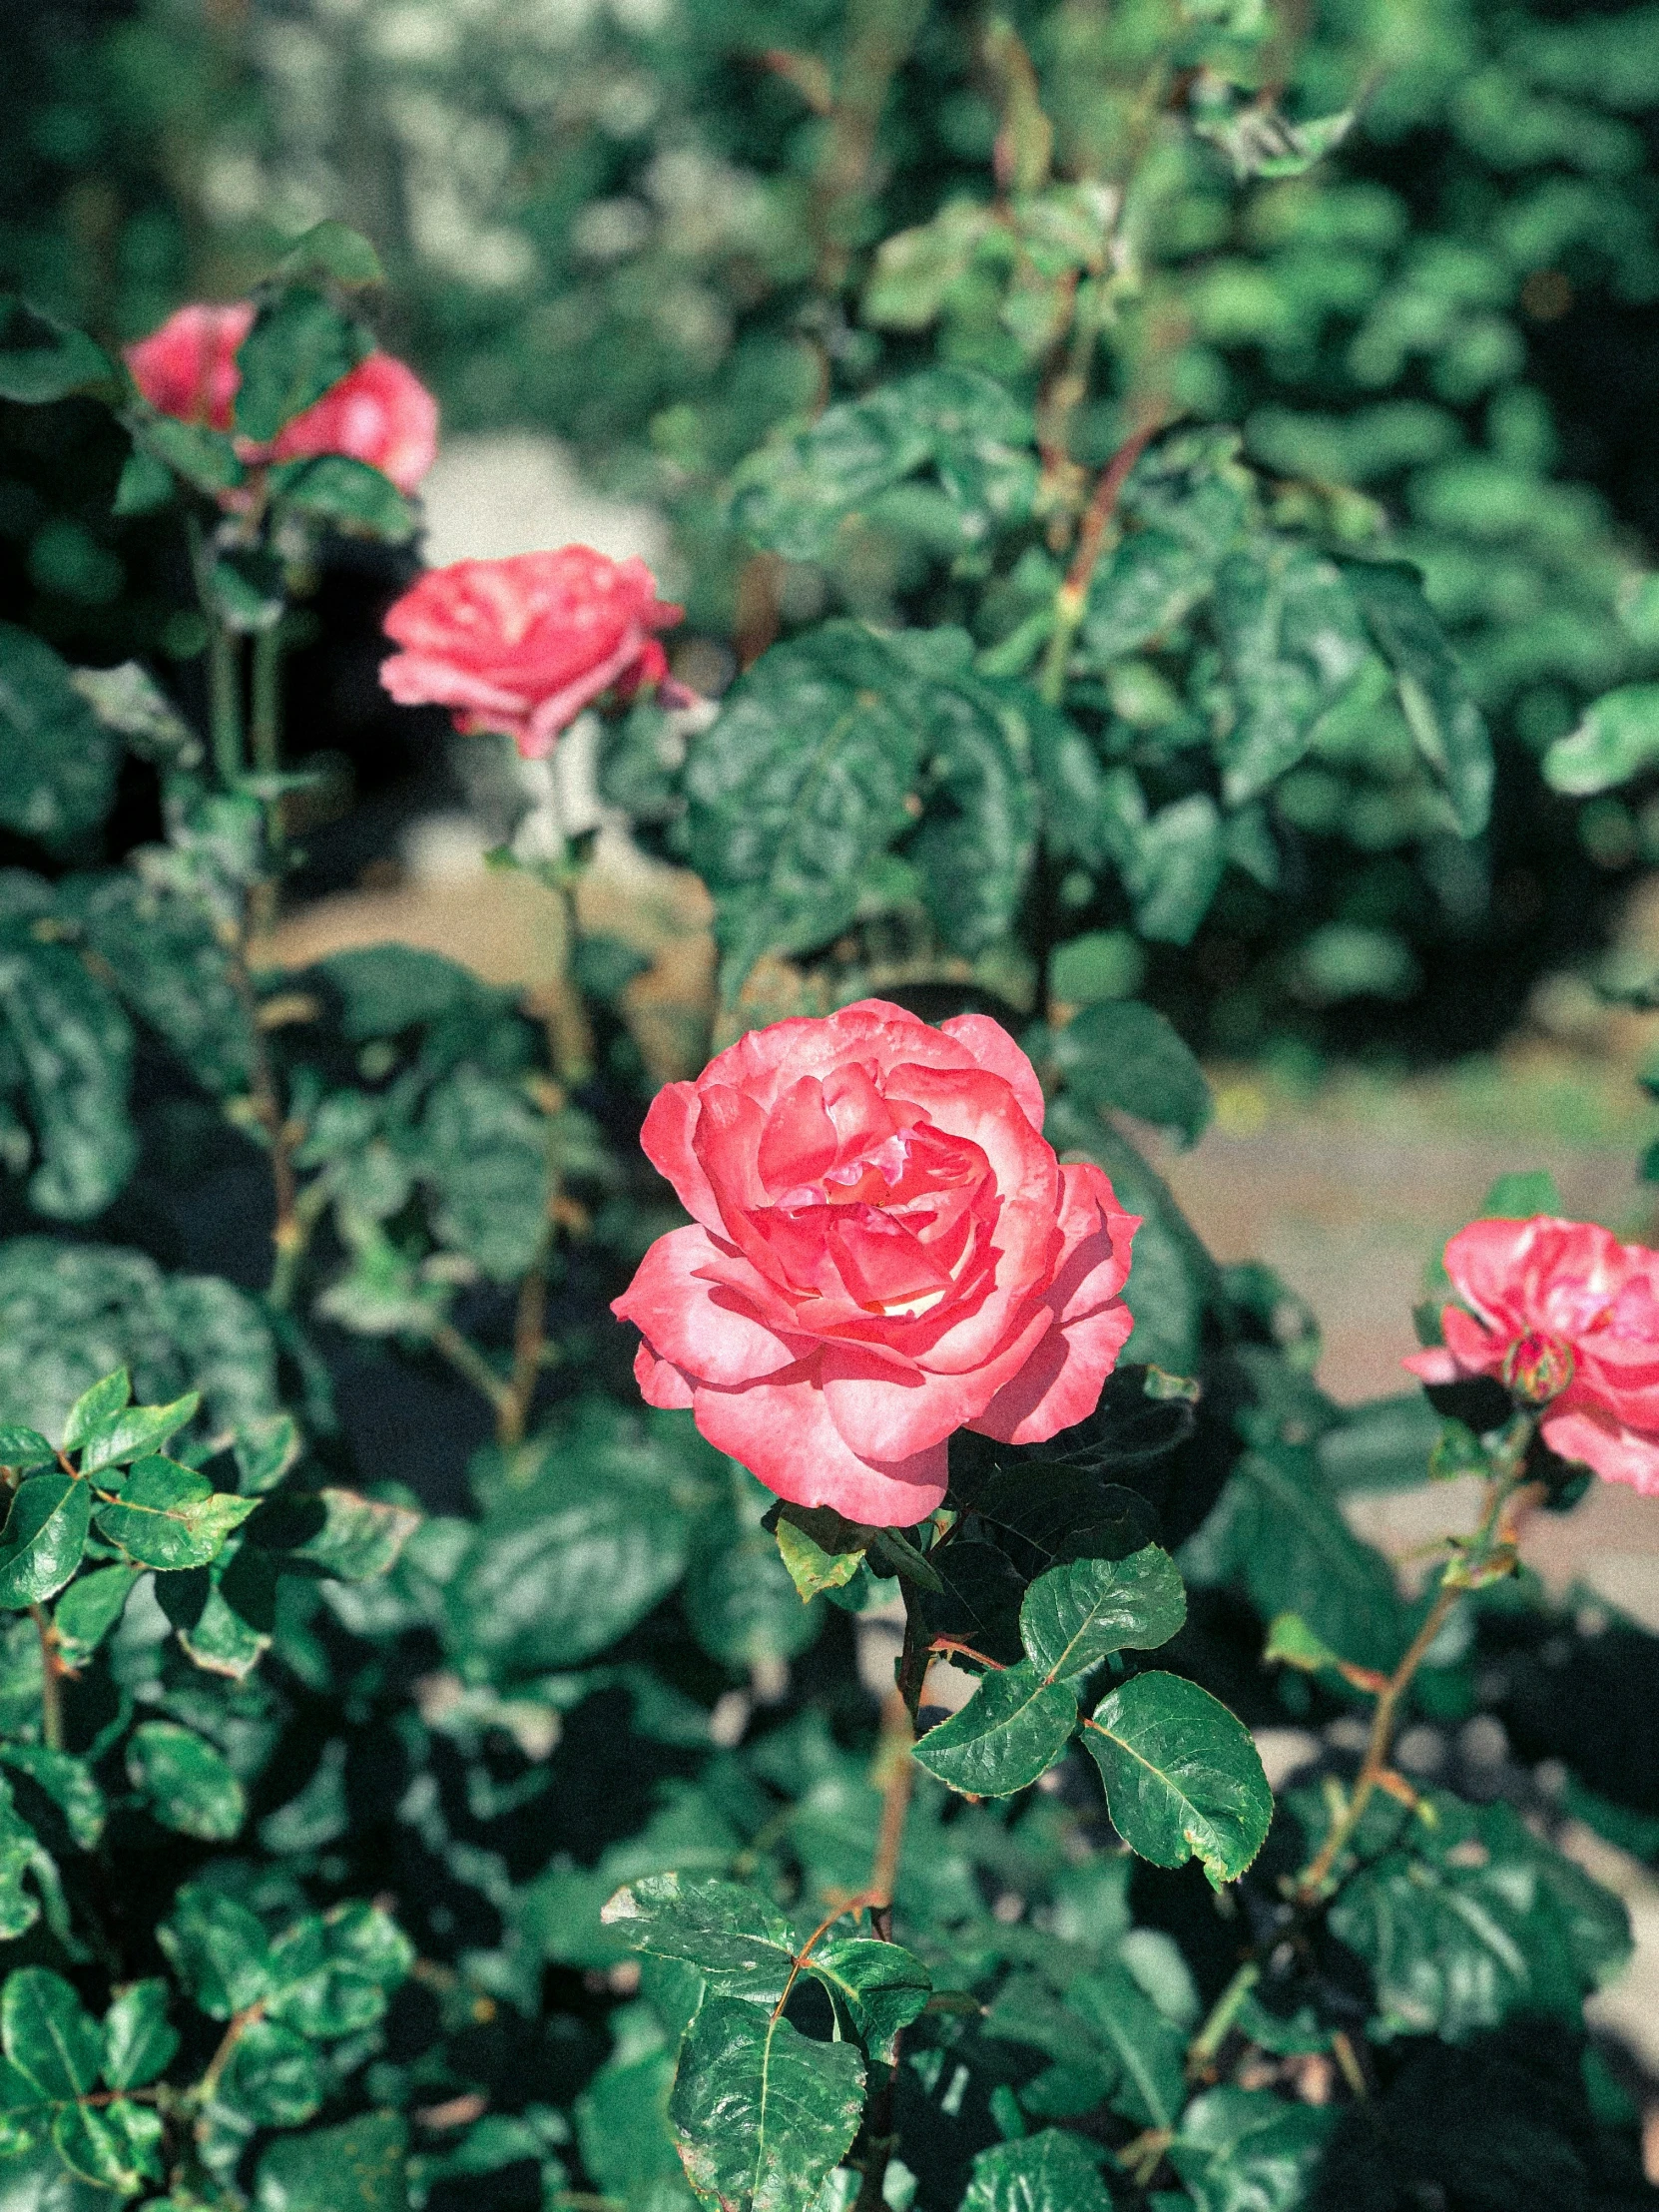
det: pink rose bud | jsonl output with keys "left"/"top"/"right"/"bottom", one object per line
{"left": 1405, "top": 1215, "right": 1659, "bottom": 1492}
{"left": 126, "top": 301, "right": 438, "bottom": 491}
{"left": 1500, "top": 1329, "right": 1575, "bottom": 1405}
{"left": 378, "top": 548, "right": 684, "bottom": 757}
{"left": 611, "top": 1001, "right": 1141, "bottom": 1526}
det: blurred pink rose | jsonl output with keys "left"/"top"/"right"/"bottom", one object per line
{"left": 378, "top": 548, "right": 683, "bottom": 757}
{"left": 612, "top": 1000, "right": 1141, "bottom": 1526}
{"left": 125, "top": 302, "right": 437, "bottom": 490}
{"left": 1405, "top": 1214, "right": 1659, "bottom": 1493}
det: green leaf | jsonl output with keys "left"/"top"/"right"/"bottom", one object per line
{"left": 158, "top": 1884, "right": 275, "bottom": 2018}
{"left": 219, "top": 2018, "right": 323, "bottom": 2128}
{"left": 68, "top": 662, "right": 201, "bottom": 771}
{"left": 1262, "top": 1612, "right": 1343, "bottom": 1674}
{"left": 276, "top": 222, "right": 386, "bottom": 288}
{"left": 0, "top": 298, "right": 115, "bottom": 402}
{"left": 898, "top": 653, "right": 1037, "bottom": 955}
{"left": 967, "top": 1465, "right": 1156, "bottom": 1568}
{"left": 2, "top": 1968, "right": 101, "bottom": 2098}
{"left": 0, "top": 1431, "right": 53, "bottom": 1474}
{"left": 960, "top": 2131, "right": 1112, "bottom": 2212}
{"left": 0, "top": 626, "right": 122, "bottom": 849}
{"left": 1213, "top": 543, "right": 1369, "bottom": 804}
{"left": 774, "top": 1509, "right": 869, "bottom": 1601}
{"left": 1169, "top": 2087, "right": 1338, "bottom": 2212}
{"left": 415, "top": 1066, "right": 551, "bottom": 1283}
{"left": 234, "top": 1415, "right": 303, "bottom": 1497}
{"left": 447, "top": 1404, "right": 695, "bottom": 1672}
{"left": 76, "top": 1392, "right": 200, "bottom": 1475}
{"left": 126, "top": 1722, "right": 246, "bottom": 1841}
{"left": 669, "top": 1996, "right": 864, "bottom": 2212}
{"left": 1345, "top": 559, "right": 1492, "bottom": 837}
{"left": 101, "top": 1981, "right": 178, "bottom": 2091}
{"left": 65, "top": 1372, "right": 131, "bottom": 1463}
{"left": 1321, "top": 1790, "right": 1631, "bottom": 2042}
{"left": 94, "top": 1457, "right": 259, "bottom": 1571}
{"left": 1065, "top": 1964, "right": 1189, "bottom": 2130}
{"left": 56, "top": 872, "right": 251, "bottom": 1100}
{"left": 1080, "top": 1672, "right": 1272, "bottom": 1885}
{"left": 112, "top": 445, "right": 175, "bottom": 515}
{"left": 265, "top": 1903, "right": 413, "bottom": 2038}
{"left": 0, "top": 1746, "right": 104, "bottom": 1850}
{"left": 1083, "top": 527, "right": 1219, "bottom": 664}
{"left": 234, "top": 288, "right": 368, "bottom": 442}
{"left": 253, "top": 1488, "right": 418, "bottom": 1581}
{"left": 267, "top": 456, "right": 416, "bottom": 543}
{"left": 1019, "top": 1548, "right": 1187, "bottom": 1682}
{"left": 1478, "top": 1169, "right": 1562, "bottom": 1219}
{"left": 1544, "top": 684, "right": 1659, "bottom": 796}
{"left": 0, "top": 938, "right": 137, "bottom": 1220}
{"left": 1128, "top": 794, "right": 1227, "bottom": 945}
{"left": 51, "top": 2099, "right": 164, "bottom": 2195}
{"left": 602, "top": 1875, "right": 798, "bottom": 2000}
{"left": 0, "top": 1476, "right": 90, "bottom": 1608}
{"left": 52, "top": 1565, "right": 139, "bottom": 1662}
{"left": 0, "top": 1783, "right": 39, "bottom": 1943}
{"left": 1046, "top": 1000, "right": 1212, "bottom": 1147}
{"left": 685, "top": 624, "right": 926, "bottom": 994}
{"left": 911, "top": 1661, "right": 1077, "bottom": 1798}
{"left": 805, "top": 1936, "right": 931, "bottom": 2064}
{"left": 134, "top": 413, "right": 245, "bottom": 494}
{"left": 685, "top": 1501, "right": 823, "bottom": 1669}
{"left": 257, "top": 2110, "right": 408, "bottom": 2212}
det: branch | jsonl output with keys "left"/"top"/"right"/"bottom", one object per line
{"left": 1038, "top": 415, "right": 1163, "bottom": 704}
{"left": 30, "top": 1606, "right": 63, "bottom": 1753}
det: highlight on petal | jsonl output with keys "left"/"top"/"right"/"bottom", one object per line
{"left": 611, "top": 1227, "right": 801, "bottom": 1388}
{"left": 1541, "top": 1405, "right": 1659, "bottom": 1496}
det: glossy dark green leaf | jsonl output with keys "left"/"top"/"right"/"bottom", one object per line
{"left": 898, "top": 648, "right": 1037, "bottom": 955}
{"left": 52, "top": 1564, "right": 139, "bottom": 1661}
{"left": 1045, "top": 999, "right": 1212, "bottom": 1148}
{"left": 685, "top": 1502, "right": 823, "bottom": 1669}
{"left": 0, "top": 1475, "right": 90, "bottom": 1608}
{"left": 685, "top": 623, "right": 926, "bottom": 994}
{"left": 1169, "top": 2086, "right": 1338, "bottom": 2212}
{"left": 1084, "top": 528, "right": 1218, "bottom": 663}
{"left": 0, "top": 1783, "right": 38, "bottom": 1942}
{"left": 56, "top": 871, "right": 251, "bottom": 1100}
{"left": 1126, "top": 793, "right": 1227, "bottom": 945}
{"left": 960, "top": 2128, "right": 1113, "bottom": 2212}
{"left": 253, "top": 1488, "right": 418, "bottom": 1581}
{"left": 0, "top": 938, "right": 137, "bottom": 1220}
{"left": 0, "top": 626, "right": 121, "bottom": 850}
{"left": 158, "top": 1885, "right": 275, "bottom": 2018}
{"left": 806, "top": 1936, "right": 931, "bottom": 2063}
{"left": 669, "top": 1996, "right": 864, "bottom": 2212}
{"left": 126, "top": 1722, "right": 246, "bottom": 1841}
{"left": 65, "top": 1367, "right": 136, "bottom": 1443}
{"left": 574, "top": 2042, "right": 685, "bottom": 2209}
{"left": 966, "top": 1465, "right": 1157, "bottom": 1568}
{"left": 265, "top": 1904, "right": 414, "bottom": 2039}
{"left": 101, "top": 1981, "right": 178, "bottom": 2091}
{"left": 234, "top": 288, "right": 367, "bottom": 442}
{"left": 51, "top": 2099, "right": 164, "bottom": 2195}
{"left": 0, "top": 297, "right": 115, "bottom": 402}
{"left": 1346, "top": 558, "right": 1492, "bottom": 837}
{"left": 256, "top": 2110, "right": 408, "bottom": 2212}
{"left": 1065, "top": 1964, "right": 1188, "bottom": 2130}
{"left": 1545, "top": 684, "right": 1659, "bottom": 796}
{"left": 414, "top": 1065, "right": 551, "bottom": 1283}
{"left": 912, "top": 1661, "right": 1076, "bottom": 1798}
{"left": 1213, "top": 544, "right": 1369, "bottom": 804}
{"left": 1080, "top": 1672, "right": 1272, "bottom": 1885}
{"left": 135, "top": 412, "right": 245, "bottom": 493}
{"left": 1019, "top": 1547, "right": 1187, "bottom": 1682}
{"left": 220, "top": 2018, "right": 323, "bottom": 2128}
{"left": 2, "top": 1968, "right": 101, "bottom": 2098}
{"left": 76, "top": 1392, "right": 200, "bottom": 1475}
{"left": 1321, "top": 1790, "right": 1630, "bottom": 2042}
{"left": 602, "top": 1875, "right": 797, "bottom": 1999}
{"left": 267, "top": 455, "right": 416, "bottom": 541}
{"left": 0, "top": 1745, "right": 104, "bottom": 1850}
{"left": 0, "top": 1431, "right": 53, "bottom": 1474}
{"left": 95, "top": 1457, "right": 258, "bottom": 1571}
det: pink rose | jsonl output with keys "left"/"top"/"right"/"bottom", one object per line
{"left": 270, "top": 351, "right": 438, "bottom": 494}
{"left": 611, "top": 1000, "right": 1141, "bottom": 1526}
{"left": 1404, "top": 1214, "right": 1659, "bottom": 1493}
{"left": 125, "top": 302, "right": 254, "bottom": 431}
{"left": 378, "top": 548, "right": 684, "bottom": 758}
{"left": 125, "top": 302, "right": 437, "bottom": 491}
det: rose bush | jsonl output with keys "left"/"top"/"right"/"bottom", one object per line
{"left": 125, "top": 300, "right": 437, "bottom": 489}
{"left": 1407, "top": 1214, "right": 1659, "bottom": 1492}
{"left": 612, "top": 999, "right": 1140, "bottom": 1524}
{"left": 377, "top": 546, "right": 683, "bottom": 756}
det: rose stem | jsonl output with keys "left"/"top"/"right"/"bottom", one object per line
{"left": 30, "top": 1606, "right": 63, "bottom": 1753}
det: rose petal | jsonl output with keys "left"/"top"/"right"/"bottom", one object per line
{"left": 820, "top": 1307, "right": 1053, "bottom": 1458}
{"left": 690, "top": 1365, "right": 948, "bottom": 1525}
{"left": 1541, "top": 1404, "right": 1659, "bottom": 1495}
{"left": 966, "top": 1297, "right": 1136, "bottom": 1446}
{"left": 940, "top": 1014, "right": 1047, "bottom": 1133}
{"left": 633, "top": 1342, "right": 694, "bottom": 1410}
{"left": 611, "top": 1225, "right": 804, "bottom": 1386}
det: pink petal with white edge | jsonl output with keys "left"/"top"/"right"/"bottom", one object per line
{"left": 1541, "top": 1404, "right": 1659, "bottom": 1495}
{"left": 638, "top": 1080, "right": 723, "bottom": 1230}
{"left": 967, "top": 1296, "right": 1136, "bottom": 1445}
{"left": 633, "top": 1342, "right": 694, "bottom": 1409}
{"left": 611, "top": 1225, "right": 804, "bottom": 1387}
{"left": 940, "top": 1013, "right": 1047, "bottom": 1133}
{"left": 690, "top": 1366, "right": 947, "bottom": 1526}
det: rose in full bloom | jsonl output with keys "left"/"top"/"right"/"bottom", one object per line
{"left": 611, "top": 1000, "right": 1141, "bottom": 1525}
{"left": 125, "top": 303, "right": 438, "bottom": 490}
{"left": 378, "top": 548, "right": 684, "bottom": 758}
{"left": 1404, "top": 1214, "right": 1659, "bottom": 1493}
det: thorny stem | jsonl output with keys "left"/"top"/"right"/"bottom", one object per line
{"left": 1038, "top": 415, "right": 1163, "bottom": 705}
{"left": 1294, "top": 1438, "right": 1534, "bottom": 1904}
{"left": 853, "top": 1682, "right": 918, "bottom": 2212}
{"left": 250, "top": 625, "right": 285, "bottom": 936}
{"left": 30, "top": 1606, "right": 63, "bottom": 1753}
